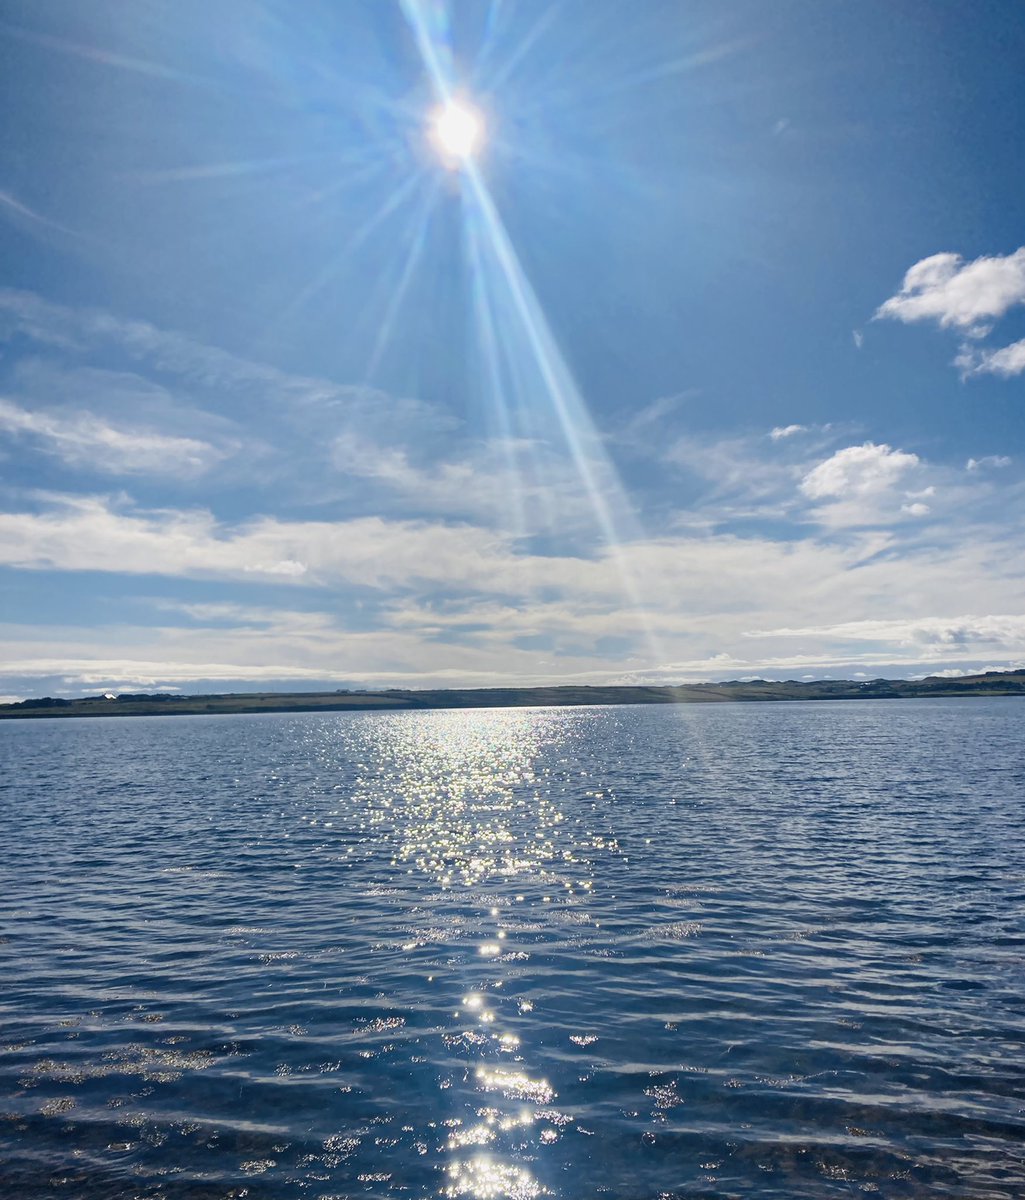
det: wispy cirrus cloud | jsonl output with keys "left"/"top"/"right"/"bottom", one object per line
{"left": 769, "top": 423, "right": 807, "bottom": 440}
{"left": 966, "top": 454, "right": 1012, "bottom": 471}
{"left": 0, "top": 398, "right": 225, "bottom": 476}
{"left": 0, "top": 188, "right": 80, "bottom": 239}
{"left": 0, "top": 286, "right": 360, "bottom": 401}
{"left": 661, "top": 424, "right": 845, "bottom": 511}
{"left": 331, "top": 429, "right": 605, "bottom": 532}
{"left": 0, "top": 288, "right": 605, "bottom": 532}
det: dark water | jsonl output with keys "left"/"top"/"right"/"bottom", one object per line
{"left": 2, "top": 700, "right": 1024, "bottom": 1199}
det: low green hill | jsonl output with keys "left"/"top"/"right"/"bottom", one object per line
{"left": 2, "top": 669, "right": 1024, "bottom": 720}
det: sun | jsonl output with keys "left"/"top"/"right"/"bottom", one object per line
{"left": 429, "top": 99, "right": 485, "bottom": 165}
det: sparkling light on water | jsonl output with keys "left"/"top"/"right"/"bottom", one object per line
{"left": 445, "top": 1155, "right": 547, "bottom": 1200}
{"left": 5, "top": 704, "right": 1025, "bottom": 1196}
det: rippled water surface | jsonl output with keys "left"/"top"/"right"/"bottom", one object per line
{"left": 2, "top": 700, "right": 1025, "bottom": 1199}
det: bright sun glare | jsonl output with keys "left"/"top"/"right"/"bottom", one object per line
{"left": 430, "top": 99, "right": 484, "bottom": 164}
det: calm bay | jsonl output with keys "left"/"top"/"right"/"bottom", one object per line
{"left": 2, "top": 699, "right": 1024, "bottom": 1198}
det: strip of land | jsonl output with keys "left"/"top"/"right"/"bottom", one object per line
{"left": 1, "top": 669, "right": 1024, "bottom": 719}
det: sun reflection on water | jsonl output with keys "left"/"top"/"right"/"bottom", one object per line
{"left": 354, "top": 712, "right": 594, "bottom": 891}
{"left": 444, "top": 1156, "right": 547, "bottom": 1200}
{"left": 338, "top": 708, "right": 610, "bottom": 1198}
{"left": 475, "top": 1066, "right": 555, "bottom": 1105}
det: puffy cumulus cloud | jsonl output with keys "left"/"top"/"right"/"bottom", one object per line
{"left": 900, "top": 501, "right": 930, "bottom": 517}
{"left": 0, "top": 398, "right": 226, "bottom": 476}
{"left": 957, "top": 337, "right": 1025, "bottom": 379}
{"left": 875, "top": 248, "right": 1025, "bottom": 335}
{"left": 800, "top": 442, "right": 919, "bottom": 500}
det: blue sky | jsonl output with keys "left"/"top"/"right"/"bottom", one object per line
{"left": 1, "top": 0, "right": 1024, "bottom": 697}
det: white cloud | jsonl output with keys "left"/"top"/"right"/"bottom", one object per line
{"left": 3, "top": 506, "right": 1025, "bottom": 692}
{"left": 5, "top": 599, "right": 1025, "bottom": 695}
{"left": 0, "top": 289, "right": 609, "bottom": 530}
{"left": 769, "top": 424, "right": 807, "bottom": 440}
{"left": 852, "top": 330, "right": 863, "bottom": 349}
{"left": 922, "top": 664, "right": 1022, "bottom": 678}
{"left": 0, "top": 288, "right": 449, "bottom": 429}
{"left": 875, "top": 247, "right": 1025, "bottom": 335}
{"left": 0, "top": 488, "right": 970, "bottom": 615}
{"left": 0, "top": 620, "right": 628, "bottom": 693}
{"left": 243, "top": 558, "right": 308, "bottom": 577}
{"left": 0, "top": 189, "right": 78, "bottom": 239}
{"left": 3, "top": 289, "right": 1025, "bottom": 693}
{"left": 0, "top": 287, "right": 297, "bottom": 392}
{"left": 0, "top": 398, "right": 225, "bottom": 476}
{"left": 746, "top": 614, "right": 1025, "bottom": 648}
{"left": 958, "top": 337, "right": 1025, "bottom": 378}
{"left": 0, "top": 494, "right": 531, "bottom": 592}
{"left": 966, "top": 455, "right": 1012, "bottom": 471}
{"left": 800, "top": 442, "right": 919, "bottom": 500}
{"left": 155, "top": 600, "right": 340, "bottom": 630}
{"left": 662, "top": 427, "right": 875, "bottom": 528}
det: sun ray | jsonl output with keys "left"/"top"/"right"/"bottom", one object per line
{"left": 365, "top": 183, "right": 440, "bottom": 380}
{"left": 477, "top": 4, "right": 561, "bottom": 93}
{"left": 461, "top": 165, "right": 624, "bottom": 544}
{"left": 400, "top": 0, "right": 457, "bottom": 102}
{"left": 457, "top": 162, "right": 665, "bottom": 661}
{"left": 401, "top": 0, "right": 667, "bottom": 670}
{"left": 476, "top": 0, "right": 508, "bottom": 69}
{"left": 463, "top": 199, "right": 529, "bottom": 538}
{"left": 269, "top": 170, "right": 424, "bottom": 334}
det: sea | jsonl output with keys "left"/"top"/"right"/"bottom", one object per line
{"left": 1, "top": 699, "right": 1024, "bottom": 1199}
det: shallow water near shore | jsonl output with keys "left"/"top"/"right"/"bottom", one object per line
{"left": 2, "top": 699, "right": 1024, "bottom": 1199}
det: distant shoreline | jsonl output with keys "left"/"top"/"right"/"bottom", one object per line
{"left": 2, "top": 669, "right": 1024, "bottom": 720}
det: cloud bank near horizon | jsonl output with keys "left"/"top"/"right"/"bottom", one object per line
{"left": 1, "top": 284, "right": 1024, "bottom": 699}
